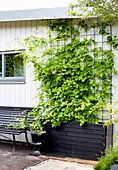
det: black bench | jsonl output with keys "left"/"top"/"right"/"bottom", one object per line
{"left": 0, "top": 106, "right": 33, "bottom": 152}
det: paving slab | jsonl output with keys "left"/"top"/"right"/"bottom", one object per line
{"left": 24, "top": 159, "right": 94, "bottom": 170}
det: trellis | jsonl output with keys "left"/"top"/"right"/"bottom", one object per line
{"left": 49, "top": 18, "right": 112, "bottom": 123}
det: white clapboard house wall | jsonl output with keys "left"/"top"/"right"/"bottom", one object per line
{"left": 0, "top": 7, "right": 117, "bottom": 143}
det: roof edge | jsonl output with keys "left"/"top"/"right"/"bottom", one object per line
{"left": 0, "top": 7, "right": 79, "bottom": 22}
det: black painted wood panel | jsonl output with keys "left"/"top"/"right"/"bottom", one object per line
{"left": 44, "top": 122, "right": 111, "bottom": 161}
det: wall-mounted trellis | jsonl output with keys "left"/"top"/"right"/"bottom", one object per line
{"left": 47, "top": 19, "right": 113, "bottom": 123}
{"left": 22, "top": 18, "right": 116, "bottom": 130}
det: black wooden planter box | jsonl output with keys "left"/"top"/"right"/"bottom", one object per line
{"left": 43, "top": 122, "right": 113, "bottom": 161}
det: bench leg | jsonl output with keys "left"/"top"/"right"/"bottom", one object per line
{"left": 12, "top": 134, "right": 16, "bottom": 153}
{"left": 25, "top": 132, "right": 30, "bottom": 147}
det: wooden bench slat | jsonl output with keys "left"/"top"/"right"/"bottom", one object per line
{"left": 0, "top": 107, "right": 34, "bottom": 152}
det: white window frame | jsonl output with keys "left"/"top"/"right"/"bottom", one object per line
{"left": 0, "top": 50, "right": 25, "bottom": 84}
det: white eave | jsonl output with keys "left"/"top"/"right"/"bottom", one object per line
{"left": 0, "top": 7, "right": 79, "bottom": 22}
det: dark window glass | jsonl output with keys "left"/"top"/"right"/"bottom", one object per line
{"left": 5, "top": 54, "right": 24, "bottom": 77}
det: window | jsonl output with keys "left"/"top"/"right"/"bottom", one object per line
{"left": 0, "top": 51, "right": 25, "bottom": 83}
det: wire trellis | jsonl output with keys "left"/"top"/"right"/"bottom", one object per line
{"left": 49, "top": 18, "right": 112, "bottom": 123}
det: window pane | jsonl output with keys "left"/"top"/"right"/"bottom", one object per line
{"left": 0, "top": 55, "right": 2, "bottom": 77}
{"left": 5, "top": 54, "right": 24, "bottom": 77}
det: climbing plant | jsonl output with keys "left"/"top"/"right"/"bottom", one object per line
{"left": 18, "top": 18, "right": 118, "bottom": 131}
{"left": 104, "top": 101, "right": 118, "bottom": 149}
{"left": 69, "top": 0, "right": 118, "bottom": 22}
{"left": 69, "top": 0, "right": 118, "bottom": 146}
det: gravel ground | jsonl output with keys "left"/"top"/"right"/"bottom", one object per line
{"left": 0, "top": 142, "right": 96, "bottom": 170}
{"left": 0, "top": 142, "right": 47, "bottom": 170}
{"left": 24, "top": 159, "right": 94, "bottom": 170}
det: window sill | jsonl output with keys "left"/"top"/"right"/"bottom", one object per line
{"left": 0, "top": 77, "right": 25, "bottom": 84}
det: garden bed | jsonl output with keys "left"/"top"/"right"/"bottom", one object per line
{"left": 42, "top": 122, "right": 113, "bottom": 161}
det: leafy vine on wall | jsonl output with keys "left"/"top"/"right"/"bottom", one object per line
{"left": 19, "top": 18, "right": 118, "bottom": 131}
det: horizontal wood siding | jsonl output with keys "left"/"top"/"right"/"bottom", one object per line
{"left": 44, "top": 122, "right": 108, "bottom": 161}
